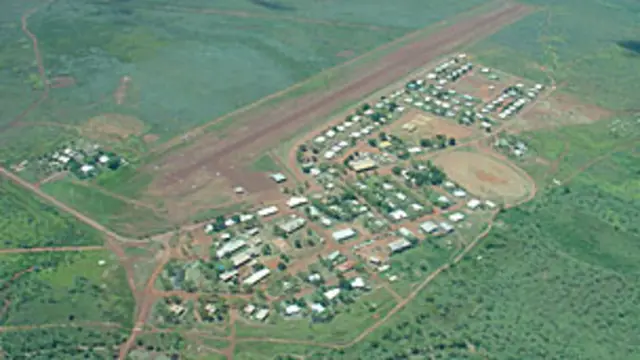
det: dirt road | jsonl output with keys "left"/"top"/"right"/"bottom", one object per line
{"left": 154, "top": 2, "right": 532, "bottom": 191}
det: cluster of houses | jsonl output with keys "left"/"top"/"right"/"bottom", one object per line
{"left": 402, "top": 83, "right": 479, "bottom": 121}
{"left": 494, "top": 134, "right": 530, "bottom": 158}
{"left": 427, "top": 53, "right": 473, "bottom": 85}
{"left": 34, "top": 142, "right": 125, "bottom": 179}
{"left": 481, "top": 83, "right": 544, "bottom": 120}
{"left": 353, "top": 177, "right": 430, "bottom": 222}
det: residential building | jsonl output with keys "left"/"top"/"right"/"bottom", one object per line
{"left": 243, "top": 268, "right": 271, "bottom": 286}
{"left": 332, "top": 228, "right": 357, "bottom": 242}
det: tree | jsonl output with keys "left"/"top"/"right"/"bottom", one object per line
{"left": 448, "top": 137, "right": 457, "bottom": 146}
{"left": 419, "top": 138, "right": 432, "bottom": 148}
{"left": 392, "top": 166, "right": 403, "bottom": 176}
{"left": 368, "top": 138, "right": 378, "bottom": 147}
{"left": 277, "top": 262, "right": 287, "bottom": 271}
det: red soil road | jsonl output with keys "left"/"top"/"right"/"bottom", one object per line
{"left": 155, "top": 2, "right": 532, "bottom": 190}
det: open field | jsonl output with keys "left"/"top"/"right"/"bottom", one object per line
{"left": 433, "top": 150, "right": 533, "bottom": 202}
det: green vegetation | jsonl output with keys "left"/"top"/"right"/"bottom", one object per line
{"left": 471, "top": 0, "right": 640, "bottom": 110}
{"left": 41, "top": 178, "right": 171, "bottom": 237}
{"left": 0, "top": 326, "right": 128, "bottom": 359}
{"left": 250, "top": 153, "right": 280, "bottom": 172}
{"left": 0, "top": 250, "right": 134, "bottom": 327}
{"left": 0, "top": 179, "right": 103, "bottom": 249}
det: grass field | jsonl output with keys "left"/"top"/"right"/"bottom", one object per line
{"left": 470, "top": 0, "right": 640, "bottom": 110}
{"left": 0, "top": 178, "right": 103, "bottom": 249}
{"left": 0, "top": 250, "right": 134, "bottom": 327}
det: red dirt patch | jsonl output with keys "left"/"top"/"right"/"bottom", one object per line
{"left": 433, "top": 150, "right": 532, "bottom": 202}
{"left": 394, "top": 110, "right": 475, "bottom": 141}
{"left": 81, "top": 113, "right": 144, "bottom": 141}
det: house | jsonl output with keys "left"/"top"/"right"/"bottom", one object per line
{"left": 285, "top": 304, "right": 301, "bottom": 316}
{"left": 278, "top": 217, "right": 306, "bottom": 234}
{"left": 395, "top": 192, "right": 407, "bottom": 201}
{"left": 411, "top": 203, "right": 424, "bottom": 211}
{"left": 439, "top": 222, "right": 454, "bottom": 233}
{"left": 327, "top": 251, "right": 341, "bottom": 262}
{"left": 379, "top": 141, "right": 392, "bottom": 149}
{"left": 326, "top": 130, "right": 336, "bottom": 138}
{"left": 287, "top": 196, "right": 308, "bottom": 208}
{"left": 256, "top": 206, "right": 279, "bottom": 217}
{"left": 324, "top": 288, "right": 341, "bottom": 301}
{"left": 219, "top": 269, "right": 238, "bottom": 282}
{"left": 388, "top": 239, "right": 412, "bottom": 254}
{"left": 204, "top": 304, "right": 217, "bottom": 316}
{"left": 467, "top": 199, "right": 482, "bottom": 210}
{"left": 314, "top": 136, "right": 326, "bottom": 144}
{"left": 243, "top": 268, "right": 271, "bottom": 286}
{"left": 168, "top": 304, "right": 186, "bottom": 316}
{"left": 234, "top": 186, "right": 246, "bottom": 194}
{"left": 231, "top": 251, "right": 254, "bottom": 268}
{"left": 320, "top": 217, "right": 332, "bottom": 227}
{"left": 444, "top": 181, "right": 455, "bottom": 189}
{"left": 324, "top": 151, "right": 335, "bottom": 160}
{"left": 420, "top": 221, "right": 439, "bottom": 234}
{"left": 369, "top": 256, "right": 382, "bottom": 265}
{"left": 485, "top": 200, "right": 497, "bottom": 209}
{"left": 270, "top": 173, "right": 287, "bottom": 183}
{"left": 448, "top": 212, "right": 465, "bottom": 223}
{"left": 244, "top": 304, "right": 256, "bottom": 315}
{"left": 349, "top": 158, "right": 377, "bottom": 172}
{"left": 98, "top": 155, "right": 110, "bottom": 164}
{"left": 389, "top": 209, "right": 408, "bottom": 221}
{"left": 398, "top": 227, "right": 415, "bottom": 238}
{"left": 437, "top": 195, "right": 451, "bottom": 205}
{"left": 80, "top": 164, "right": 95, "bottom": 174}
{"left": 216, "top": 239, "right": 247, "bottom": 259}
{"left": 382, "top": 183, "right": 394, "bottom": 191}
{"left": 351, "top": 277, "right": 366, "bottom": 289}
{"left": 308, "top": 273, "right": 322, "bottom": 282}
{"left": 453, "top": 189, "right": 467, "bottom": 198}
{"left": 332, "top": 228, "right": 356, "bottom": 242}
{"left": 311, "top": 303, "right": 326, "bottom": 313}
{"left": 254, "top": 308, "right": 270, "bottom": 321}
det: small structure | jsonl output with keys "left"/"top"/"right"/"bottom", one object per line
{"left": 332, "top": 228, "right": 357, "bottom": 242}
{"left": 389, "top": 209, "right": 408, "bottom": 221}
{"left": 80, "top": 164, "right": 95, "bottom": 175}
{"left": 351, "top": 277, "right": 366, "bottom": 289}
{"left": 388, "top": 239, "right": 412, "bottom": 254}
{"left": 467, "top": 199, "right": 482, "bottom": 210}
{"left": 311, "top": 303, "right": 326, "bottom": 313}
{"left": 98, "top": 155, "right": 110, "bottom": 164}
{"left": 349, "top": 158, "right": 377, "bottom": 172}
{"left": 324, "top": 288, "right": 341, "bottom": 301}
{"left": 168, "top": 304, "right": 186, "bottom": 316}
{"left": 234, "top": 186, "right": 246, "bottom": 194}
{"left": 243, "top": 268, "right": 271, "bottom": 286}
{"left": 270, "top": 173, "right": 287, "bottom": 183}
{"left": 244, "top": 304, "right": 256, "bottom": 315}
{"left": 420, "top": 221, "right": 439, "bottom": 234}
{"left": 485, "top": 200, "right": 497, "bottom": 209}
{"left": 256, "top": 205, "right": 279, "bottom": 218}
{"left": 204, "top": 304, "right": 217, "bottom": 317}
{"left": 287, "top": 196, "right": 308, "bottom": 208}
{"left": 327, "top": 251, "right": 341, "bottom": 262}
{"left": 448, "top": 212, "right": 465, "bottom": 223}
{"left": 254, "top": 308, "right": 270, "bottom": 321}
{"left": 231, "top": 251, "right": 254, "bottom": 268}
{"left": 219, "top": 269, "right": 238, "bottom": 282}
{"left": 439, "top": 222, "right": 454, "bottom": 234}
{"left": 453, "top": 189, "right": 467, "bottom": 198}
{"left": 216, "top": 239, "right": 247, "bottom": 259}
{"left": 278, "top": 217, "right": 306, "bottom": 234}
{"left": 285, "top": 304, "right": 301, "bottom": 316}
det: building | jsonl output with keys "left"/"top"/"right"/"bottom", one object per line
{"left": 485, "top": 200, "right": 497, "bottom": 209}
{"left": 439, "top": 222, "right": 454, "bottom": 233}
{"left": 398, "top": 227, "right": 415, "bottom": 238}
{"left": 244, "top": 304, "right": 256, "bottom": 315}
{"left": 219, "top": 269, "right": 238, "bottom": 282}
{"left": 254, "top": 308, "right": 270, "bottom": 321}
{"left": 311, "top": 303, "right": 326, "bottom": 313}
{"left": 277, "top": 217, "right": 306, "bottom": 234}
{"left": 256, "top": 205, "right": 279, "bottom": 217}
{"left": 448, "top": 212, "right": 465, "bottom": 223}
{"left": 285, "top": 304, "right": 301, "bottom": 316}
{"left": 270, "top": 173, "right": 287, "bottom": 183}
{"left": 351, "top": 277, "right": 366, "bottom": 289}
{"left": 389, "top": 209, "right": 408, "bottom": 221}
{"left": 216, "top": 239, "right": 247, "bottom": 259}
{"left": 204, "top": 304, "right": 217, "bottom": 316}
{"left": 332, "top": 228, "right": 357, "bottom": 242}
{"left": 327, "top": 250, "right": 341, "bottom": 262}
{"left": 286, "top": 196, "right": 308, "bottom": 208}
{"left": 324, "top": 288, "right": 341, "bottom": 301}
{"left": 467, "top": 199, "right": 482, "bottom": 210}
{"left": 168, "top": 304, "right": 186, "bottom": 316}
{"left": 231, "top": 251, "right": 254, "bottom": 268}
{"left": 389, "top": 239, "right": 412, "bottom": 254}
{"left": 243, "top": 268, "right": 271, "bottom": 286}
{"left": 453, "top": 189, "right": 467, "bottom": 198}
{"left": 349, "top": 158, "right": 377, "bottom": 172}
{"left": 420, "top": 221, "right": 439, "bottom": 234}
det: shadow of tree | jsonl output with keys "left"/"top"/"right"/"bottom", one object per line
{"left": 617, "top": 40, "right": 640, "bottom": 56}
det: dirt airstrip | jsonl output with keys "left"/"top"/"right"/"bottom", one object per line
{"left": 145, "top": 2, "right": 532, "bottom": 200}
